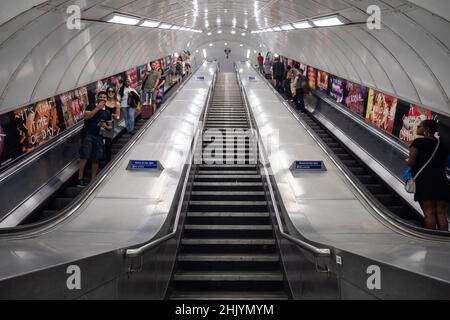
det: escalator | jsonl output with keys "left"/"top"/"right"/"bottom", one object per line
{"left": 21, "top": 118, "right": 147, "bottom": 224}
{"left": 298, "top": 110, "right": 425, "bottom": 228}
{"left": 169, "top": 73, "right": 291, "bottom": 300}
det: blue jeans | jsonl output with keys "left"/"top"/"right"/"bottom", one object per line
{"left": 121, "top": 107, "right": 136, "bottom": 133}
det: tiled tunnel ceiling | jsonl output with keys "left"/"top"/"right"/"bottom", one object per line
{"left": 0, "top": 0, "right": 449, "bottom": 116}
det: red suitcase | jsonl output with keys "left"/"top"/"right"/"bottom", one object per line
{"left": 141, "top": 104, "right": 153, "bottom": 120}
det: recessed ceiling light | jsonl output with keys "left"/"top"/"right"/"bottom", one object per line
{"left": 158, "top": 23, "right": 173, "bottom": 29}
{"left": 209, "top": 43, "right": 213, "bottom": 46}
{"left": 272, "top": 26, "right": 282, "bottom": 32}
{"left": 171, "top": 26, "right": 181, "bottom": 30}
{"left": 231, "top": 30, "right": 236, "bottom": 34}
{"left": 207, "top": 32, "right": 212, "bottom": 35}
{"left": 312, "top": 15, "right": 346, "bottom": 27}
{"left": 140, "top": 20, "right": 160, "bottom": 28}
{"left": 107, "top": 14, "right": 141, "bottom": 25}
{"left": 217, "top": 30, "right": 222, "bottom": 34}
{"left": 293, "top": 21, "right": 313, "bottom": 29}
{"left": 281, "top": 24, "right": 294, "bottom": 31}
{"left": 241, "top": 32, "right": 246, "bottom": 36}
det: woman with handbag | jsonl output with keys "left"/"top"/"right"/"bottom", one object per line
{"left": 118, "top": 78, "right": 139, "bottom": 134}
{"left": 407, "top": 120, "right": 449, "bottom": 230}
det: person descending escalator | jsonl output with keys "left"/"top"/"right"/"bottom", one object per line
{"left": 104, "top": 87, "right": 121, "bottom": 163}
{"left": 408, "top": 120, "right": 450, "bottom": 231}
{"left": 293, "top": 64, "right": 308, "bottom": 113}
{"left": 118, "top": 78, "right": 140, "bottom": 134}
{"left": 77, "top": 91, "right": 113, "bottom": 187}
{"left": 257, "top": 53, "right": 264, "bottom": 74}
{"left": 272, "top": 57, "right": 285, "bottom": 93}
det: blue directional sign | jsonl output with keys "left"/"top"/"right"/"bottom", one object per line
{"left": 196, "top": 76, "right": 205, "bottom": 80}
{"left": 249, "top": 76, "right": 257, "bottom": 81}
{"left": 290, "top": 161, "right": 327, "bottom": 172}
{"left": 127, "top": 160, "right": 164, "bottom": 171}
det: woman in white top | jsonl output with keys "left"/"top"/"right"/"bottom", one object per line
{"left": 118, "top": 78, "right": 139, "bottom": 134}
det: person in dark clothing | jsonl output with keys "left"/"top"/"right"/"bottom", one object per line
{"left": 283, "top": 65, "right": 293, "bottom": 99}
{"left": 294, "top": 66, "right": 308, "bottom": 113}
{"left": 272, "top": 58, "right": 285, "bottom": 92}
{"left": 408, "top": 120, "right": 449, "bottom": 230}
{"left": 78, "top": 91, "right": 113, "bottom": 187}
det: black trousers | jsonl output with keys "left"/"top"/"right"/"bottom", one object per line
{"left": 294, "top": 89, "right": 306, "bottom": 112}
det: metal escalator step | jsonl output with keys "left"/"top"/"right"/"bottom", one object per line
{"left": 51, "top": 198, "right": 73, "bottom": 210}
{"left": 62, "top": 186, "right": 84, "bottom": 198}
{"left": 187, "top": 212, "right": 269, "bottom": 218}
{"left": 365, "top": 184, "right": 385, "bottom": 194}
{"left": 174, "top": 271, "right": 283, "bottom": 282}
{"left": 170, "top": 291, "right": 288, "bottom": 300}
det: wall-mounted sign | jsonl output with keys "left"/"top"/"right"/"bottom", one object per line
{"left": 196, "top": 76, "right": 205, "bottom": 81}
{"left": 290, "top": 161, "right": 327, "bottom": 172}
{"left": 127, "top": 160, "right": 164, "bottom": 171}
{"left": 249, "top": 76, "right": 257, "bottom": 81}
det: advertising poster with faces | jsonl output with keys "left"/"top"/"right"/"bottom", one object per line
{"left": 14, "top": 97, "right": 63, "bottom": 154}
{"left": 59, "top": 87, "right": 89, "bottom": 129}
{"left": 366, "top": 89, "right": 398, "bottom": 134}
{"left": 126, "top": 68, "right": 139, "bottom": 89}
{"left": 395, "top": 101, "right": 433, "bottom": 145}
{"left": 307, "top": 67, "right": 316, "bottom": 90}
{"left": 299, "top": 64, "right": 307, "bottom": 76}
{"left": 317, "top": 70, "right": 329, "bottom": 92}
{"left": 329, "top": 76, "right": 345, "bottom": 103}
{"left": 345, "top": 81, "right": 368, "bottom": 117}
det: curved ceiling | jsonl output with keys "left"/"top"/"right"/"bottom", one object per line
{"left": 0, "top": 0, "right": 449, "bottom": 116}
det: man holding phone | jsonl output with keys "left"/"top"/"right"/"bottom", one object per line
{"left": 78, "top": 91, "right": 113, "bottom": 187}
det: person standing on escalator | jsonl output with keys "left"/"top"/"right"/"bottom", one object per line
{"left": 408, "top": 119, "right": 449, "bottom": 231}
{"left": 104, "top": 87, "right": 121, "bottom": 163}
{"left": 118, "top": 78, "right": 139, "bottom": 134}
{"left": 78, "top": 91, "right": 112, "bottom": 187}
{"left": 293, "top": 64, "right": 308, "bottom": 113}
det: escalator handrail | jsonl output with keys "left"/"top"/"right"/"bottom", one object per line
{"left": 125, "top": 63, "right": 218, "bottom": 258}
{"left": 0, "top": 61, "right": 211, "bottom": 237}
{"left": 250, "top": 64, "right": 450, "bottom": 241}
{"left": 235, "top": 62, "right": 332, "bottom": 258}
{"left": 312, "top": 90, "right": 409, "bottom": 156}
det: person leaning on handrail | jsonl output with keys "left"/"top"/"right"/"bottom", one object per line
{"left": 408, "top": 119, "right": 449, "bottom": 231}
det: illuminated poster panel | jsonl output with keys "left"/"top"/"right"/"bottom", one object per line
{"left": 307, "top": 67, "right": 316, "bottom": 90}
{"left": 366, "top": 89, "right": 398, "bottom": 134}
{"left": 317, "top": 70, "right": 329, "bottom": 92}
{"left": 329, "top": 76, "right": 345, "bottom": 103}
{"left": 14, "top": 98, "right": 63, "bottom": 154}
{"left": 395, "top": 101, "right": 433, "bottom": 144}
{"left": 59, "top": 87, "right": 89, "bottom": 129}
{"left": 345, "top": 81, "right": 368, "bottom": 117}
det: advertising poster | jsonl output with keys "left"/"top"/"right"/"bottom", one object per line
{"left": 96, "top": 72, "right": 125, "bottom": 94}
{"left": 164, "top": 56, "right": 172, "bottom": 73}
{"left": 345, "top": 82, "right": 368, "bottom": 117}
{"left": 366, "top": 89, "right": 398, "bottom": 134}
{"left": 329, "top": 76, "right": 345, "bottom": 103}
{"left": 0, "top": 113, "right": 21, "bottom": 167}
{"left": 59, "top": 87, "right": 89, "bottom": 129}
{"left": 299, "top": 63, "right": 307, "bottom": 76}
{"left": 395, "top": 101, "right": 433, "bottom": 144}
{"left": 126, "top": 68, "right": 138, "bottom": 89}
{"left": 307, "top": 67, "right": 316, "bottom": 90}
{"left": 317, "top": 70, "right": 329, "bottom": 92}
{"left": 14, "top": 98, "right": 63, "bottom": 154}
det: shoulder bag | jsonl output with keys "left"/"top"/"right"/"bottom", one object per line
{"left": 405, "top": 139, "right": 440, "bottom": 193}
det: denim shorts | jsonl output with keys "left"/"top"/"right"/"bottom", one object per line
{"left": 80, "top": 134, "right": 104, "bottom": 161}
